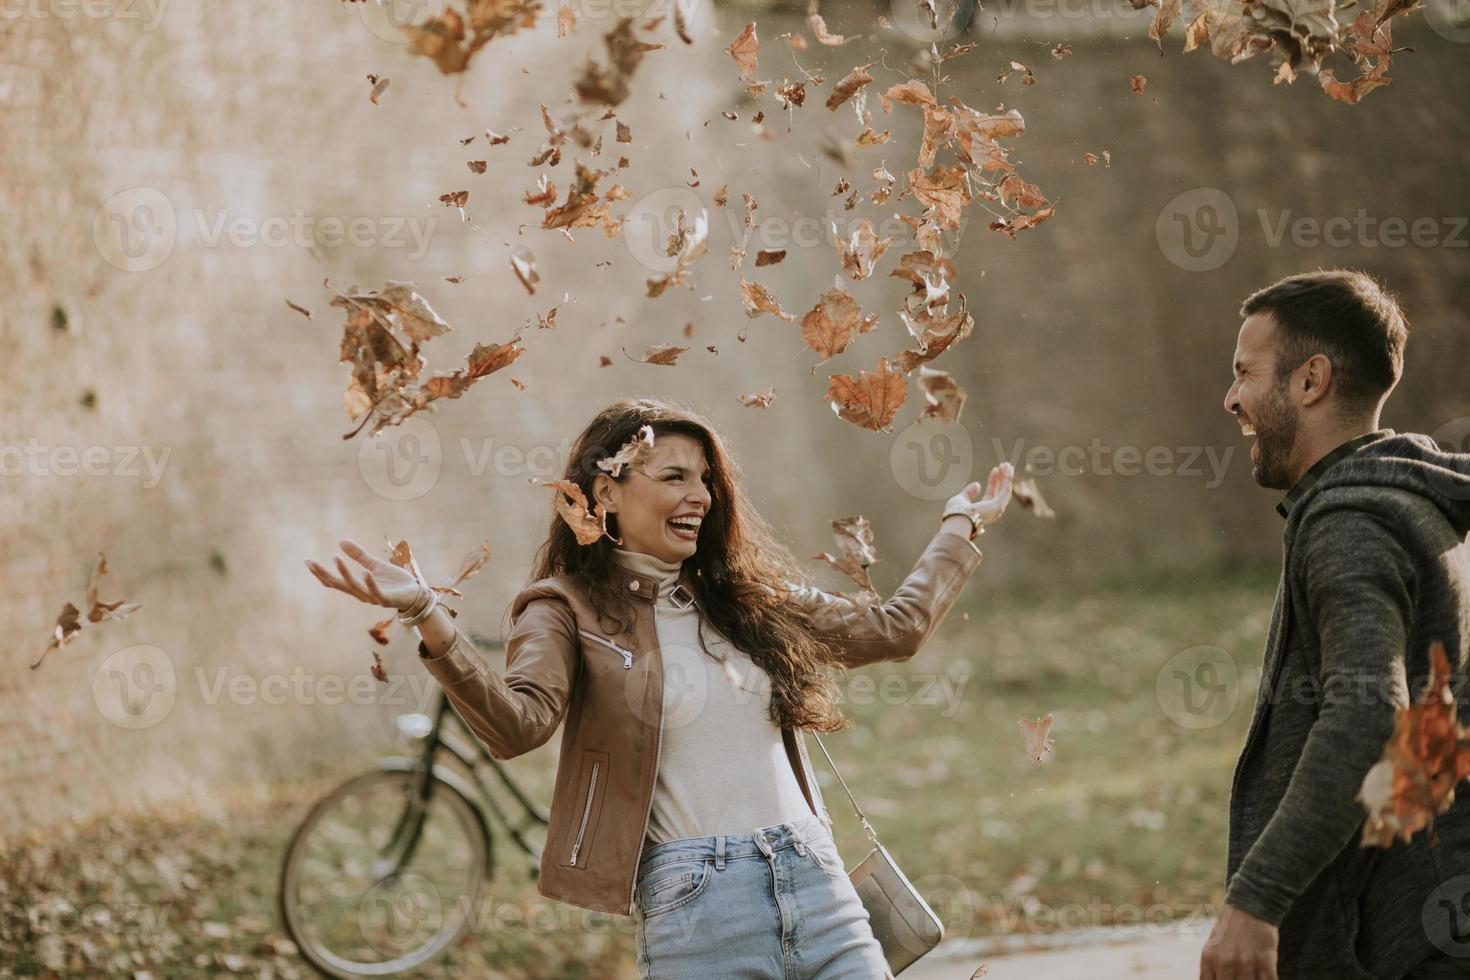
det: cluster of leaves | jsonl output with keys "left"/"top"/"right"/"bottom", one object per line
{"left": 1357, "top": 642, "right": 1470, "bottom": 847}
{"left": 1137, "top": 0, "right": 1420, "bottom": 102}
{"left": 33, "top": 553, "right": 141, "bottom": 669}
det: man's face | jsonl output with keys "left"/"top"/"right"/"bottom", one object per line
{"left": 1224, "top": 312, "right": 1301, "bottom": 490}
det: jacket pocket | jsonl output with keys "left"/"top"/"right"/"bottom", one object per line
{"left": 561, "top": 749, "right": 610, "bottom": 869}
{"left": 577, "top": 628, "right": 635, "bottom": 673}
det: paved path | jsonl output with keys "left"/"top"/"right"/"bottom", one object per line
{"left": 900, "top": 919, "right": 1212, "bottom": 979}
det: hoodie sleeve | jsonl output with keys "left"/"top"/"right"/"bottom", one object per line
{"left": 417, "top": 593, "right": 579, "bottom": 761}
{"left": 1224, "top": 507, "right": 1414, "bottom": 925}
{"left": 782, "top": 527, "right": 984, "bottom": 668}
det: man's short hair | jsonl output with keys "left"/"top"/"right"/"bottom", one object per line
{"left": 1240, "top": 269, "right": 1408, "bottom": 415}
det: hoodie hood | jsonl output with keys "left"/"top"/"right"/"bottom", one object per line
{"left": 1304, "top": 432, "right": 1470, "bottom": 538}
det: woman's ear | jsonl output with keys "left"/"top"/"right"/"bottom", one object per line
{"left": 591, "top": 473, "right": 617, "bottom": 512}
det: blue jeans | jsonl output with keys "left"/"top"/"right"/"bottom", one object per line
{"left": 632, "top": 812, "right": 893, "bottom": 979}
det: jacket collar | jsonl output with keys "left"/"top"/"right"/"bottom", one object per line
{"left": 605, "top": 558, "right": 702, "bottom": 607}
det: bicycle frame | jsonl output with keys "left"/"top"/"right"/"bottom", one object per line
{"left": 382, "top": 647, "right": 551, "bottom": 879}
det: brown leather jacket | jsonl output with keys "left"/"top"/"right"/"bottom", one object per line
{"left": 416, "top": 526, "right": 984, "bottom": 916}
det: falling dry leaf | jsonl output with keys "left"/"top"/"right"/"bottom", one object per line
{"left": 536, "top": 478, "right": 621, "bottom": 545}
{"left": 367, "top": 74, "right": 390, "bottom": 105}
{"left": 827, "top": 357, "right": 907, "bottom": 432}
{"left": 1130, "top": 74, "right": 1148, "bottom": 93}
{"left": 1359, "top": 642, "right": 1470, "bottom": 847}
{"left": 813, "top": 516, "right": 879, "bottom": 593}
{"left": 1013, "top": 475, "right": 1056, "bottom": 518}
{"left": 1019, "top": 714, "right": 1055, "bottom": 763}
{"left": 510, "top": 245, "right": 540, "bottom": 295}
{"left": 597, "top": 424, "right": 656, "bottom": 477}
{"left": 286, "top": 299, "right": 313, "bottom": 319}
{"left": 918, "top": 366, "right": 965, "bottom": 423}
{"left": 33, "top": 552, "right": 142, "bottom": 669}
{"left": 801, "top": 283, "right": 880, "bottom": 362}
{"left": 738, "top": 387, "right": 776, "bottom": 408}
{"left": 625, "top": 343, "right": 689, "bottom": 365}
{"left": 727, "top": 21, "right": 759, "bottom": 80}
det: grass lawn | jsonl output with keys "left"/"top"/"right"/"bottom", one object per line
{"left": 0, "top": 563, "right": 1276, "bottom": 977}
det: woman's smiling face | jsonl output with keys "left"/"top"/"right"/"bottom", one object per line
{"left": 592, "top": 431, "right": 712, "bottom": 562}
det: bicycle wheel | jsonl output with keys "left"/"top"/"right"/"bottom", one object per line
{"left": 279, "top": 765, "right": 491, "bottom": 978}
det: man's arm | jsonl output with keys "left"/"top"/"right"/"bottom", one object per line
{"left": 1224, "top": 507, "right": 1415, "bottom": 924}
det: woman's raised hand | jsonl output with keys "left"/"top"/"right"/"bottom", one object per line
{"left": 305, "top": 539, "right": 423, "bottom": 611}
{"left": 945, "top": 461, "right": 1015, "bottom": 529}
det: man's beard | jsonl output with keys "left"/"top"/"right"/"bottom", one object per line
{"left": 1251, "top": 382, "right": 1299, "bottom": 490}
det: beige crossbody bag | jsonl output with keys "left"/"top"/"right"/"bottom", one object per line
{"left": 811, "top": 733, "right": 945, "bottom": 975}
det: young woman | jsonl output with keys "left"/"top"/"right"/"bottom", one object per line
{"left": 306, "top": 397, "right": 1013, "bottom": 979}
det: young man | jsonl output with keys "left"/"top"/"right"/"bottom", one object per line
{"left": 1206, "top": 269, "right": 1470, "bottom": 980}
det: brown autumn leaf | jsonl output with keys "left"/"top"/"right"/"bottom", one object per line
{"left": 801, "top": 282, "right": 880, "bottom": 362}
{"left": 1359, "top": 642, "right": 1470, "bottom": 847}
{"left": 1130, "top": 74, "right": 1148, "bottom": 93}
{"left": 371, "top": 650, "right": 389, "bottom": 683}
{"left": 557, "top": 0, "right": 575, "bottom": 36}
{"left": 740, "top": 277, "right": 799, "bottom": 321}
{"left": 597, "top": 424, "right": 656, "bottom": 477}
{"left": 574, "top": 16, "right": 664, "bottom": 106}
{"left": 645, "top": 209, "right": 709, "bottom": 296}
{"left": 738, "top": 387, "right": 776, "bottom": 408}
{"left": 33, "top": 552, "right": 142, "bottom": 669}
{"left": 834, "top": 217, "right": 894, "bottom": 280}
{"left": 451, "top": 539, "right": 493, "bottom": 587}
{"left": 674, "top": 0, "right": 693, "bottom": 43}
{"left": 1019, "top": 714, "right": 1056, "bottom": 763}
{"left": 542, "top": 160, "right": 613, "bottom": 230}
{"left": 918, "top": 365, "right": 965, "bottom": 423}
{"left": 878, "top": 78, "right": 937, "bottom": 112}
{"left": 367, "top": 74, "right": 390, "bottom": 106}
{"left": 996, "top": 61, "right": 1036, "bottom": 85}
{"left": 827, "top": 357, "right": 907, "bottom": 432}
{"left": 989, "top": 201, "right": 1057, "bottom": 239}
{"left": 894, "top": 300, "right": 974, "bottom": 374}
{"left": 727, "top": 21, "right": 759, "bottom": 80}
{"left": 403, "top": 0, "right": 541, "bottom": 76}
{"left": 369, "top": 617, "right": 394, "bottom": 646}
{"left": 625, "top": 343, "right": 689, "bottom": 365}
{"left": 825, "top": 64, "right": 874, "bottom": 111}
{"left": 755, "top": 249, "right": 786, "bottom": 266}
{"left": 286, "top": 299, "right": 313, "bottom": 318}
{"left": 1052, "top": 43, "right": 1073, "bottom": 58}
{"left": 510, "top": 245, "right": 540, "bottom": 294}
{"left": 1012, "top": 475, "right": 1057, "bottom": 518}
{"left": 536, "top": 478, "right": 621, "bottom": 545}
{"left": 907, "top": 164, "right": 973, "bottom": 230}
{"left": 808, "top": 13, "right": 853, "bottom": 45}
{"left": 813, "top": 515, "right": 879, "bottom": 593}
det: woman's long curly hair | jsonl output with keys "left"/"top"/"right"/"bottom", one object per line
{"left": 520, "top": 397, "right": 852, "bottom": 734}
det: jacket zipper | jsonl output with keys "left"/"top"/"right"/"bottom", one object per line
{"left": 569, "top": 760, "right": 601, "bottom": 866}
{"left": 627, "top": 637, "right": 665, "bottom": 912}
{"left": 577, "top": 628, "right": 634, "bottom": 669}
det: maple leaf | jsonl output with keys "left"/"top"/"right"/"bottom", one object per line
{"left": 536, "top": 478, "right": 621, "bottom": 545}
{"left": 813, "top": 516, "right": 879, "bottom": 593}
{"left": 801, "top": 283, "right": 880, "bottom": 362}
{"left": 727, "top": 21, "right": 759, "bottom": 80}
{"left": 1359, "top": 642, "right": 1470, "bottom": 848}
{"left": 827, "top": 357, "right": 907, "bottom": 432}
{"left": 834, "top": 217, "right": 894, "bottom": 281}
{"left": 597, "top": 424, "right": 656, "bottom": 477}
{"left": 918, "top": 365, "right": 965, "bottom": 423}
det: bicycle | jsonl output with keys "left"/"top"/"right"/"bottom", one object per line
{"left": 277, "top": 641, "right": 552, "bottom": 978}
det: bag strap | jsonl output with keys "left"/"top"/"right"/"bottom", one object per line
{"left": 811, "top": 733, "right": 882, "bottom": 845}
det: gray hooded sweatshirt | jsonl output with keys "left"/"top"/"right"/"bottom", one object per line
{"left": 1226, "top": 432, "right": 1470, "bottom": 979}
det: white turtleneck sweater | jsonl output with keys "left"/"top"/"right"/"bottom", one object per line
{"left": 610, "top": 547, "right": 813, "bottom": 843}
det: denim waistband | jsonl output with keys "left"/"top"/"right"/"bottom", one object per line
{"left": 639, "top": 812, "right": 829, "bottom": 873}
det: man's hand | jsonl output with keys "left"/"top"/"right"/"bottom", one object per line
{"left": 1200, "top": 903, "right": 1279, "bottom": 980}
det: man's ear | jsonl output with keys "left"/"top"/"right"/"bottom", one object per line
{"left": 1299, "top": 353, "right": 1334, "bottom": 408}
